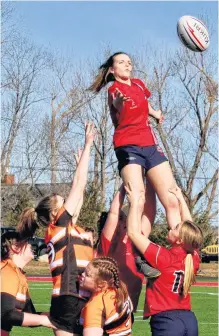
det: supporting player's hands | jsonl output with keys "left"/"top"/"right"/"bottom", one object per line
{"left": 113, "top": 89, "right": 131, "bottom": 111}
{"left": 125, "top": 182, "right": 145, "bottom": 208}
{"left": 40, "top": 315, "right": 57, "bottom": 329}
{"left": 85, "top": 121, "right": 97, "bottom": 146}
{"left": 169, "top": 186, "right": 183, "bottom": 201}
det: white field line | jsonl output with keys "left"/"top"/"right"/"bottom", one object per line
{"left": 29, "top": 288, "right": 52, "bottom": 290}
{"left": 30, "top": 288, "right": 219, "bottom": 296}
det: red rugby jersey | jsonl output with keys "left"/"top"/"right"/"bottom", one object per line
{"left": 143, "top": 243, "right": 200, "bottom": 317}
{"left": 97, "top": 226, "right": 144, "bottom": 312}
{"left": 108, "top": 78, "right": 157, "bottom": 148}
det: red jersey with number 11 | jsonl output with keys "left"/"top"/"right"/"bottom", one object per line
{"left": 143, "top": 243, "right": 200, "bottom": 317}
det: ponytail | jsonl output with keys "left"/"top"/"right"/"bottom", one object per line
{"left": 88, "top": 52, "right": 129, "bottom": 93}
{"left": 179, "top": 220, "right": 203, "bottom": 297}
{"left": 17, "top": 207, "right": 38, "bottom": 239}
{"left": 183, "top": 253, "right": 195, "bottom": 296}
{"left": 17, "top": 194, "right": 58, "bottom": 239}
{"left": 115, "top": 280, "right": 129, "bottom": 313}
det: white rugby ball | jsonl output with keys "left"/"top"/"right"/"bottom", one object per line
{"left": 177, "top": 15, "right": 210, "bottom": 52}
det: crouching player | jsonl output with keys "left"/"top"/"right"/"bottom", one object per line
{"left": 80, "top": 257, "right": 133, "bottom": 336}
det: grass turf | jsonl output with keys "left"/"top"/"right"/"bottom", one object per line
{"left": 11, "top": 283, "right": 218, "bottom": 336}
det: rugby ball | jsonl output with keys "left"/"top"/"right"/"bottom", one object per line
{"left": 177, "top": 15, "right": 210, "bottom": 52}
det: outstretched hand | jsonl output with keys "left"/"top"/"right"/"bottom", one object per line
{"left": 85, "top": 121, "right": 97, "bottom": 146}
{"left": 155, "top": 110, "right": 164, "bottom": 124}
{"left": 113, "top": 88, "right": 131, "bottom": 110}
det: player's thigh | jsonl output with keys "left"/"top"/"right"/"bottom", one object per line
{"left": 121, "top": 163, "right": 145, "bottom": 192}
{"left": 146, "top": 161, "right": 177, "bottom": 208}
{"left": 144, "top": 179, "right": 156, "bottom": 222}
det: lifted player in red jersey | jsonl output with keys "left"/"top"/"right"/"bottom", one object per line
{"left": 125, "top": 183, "right": 203, "bottom": 336}
{"left": 89, "top": 52, "right": 182, "bottom": 232}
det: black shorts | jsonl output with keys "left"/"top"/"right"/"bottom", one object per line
{"left": 49, "top": 295, "right": 86, "bottom": 333}
{"left": 115, "top": 145, "right": 168, "bottom": 175}
{"left": 150, "top": 310, "right": 198, "bottom": 336}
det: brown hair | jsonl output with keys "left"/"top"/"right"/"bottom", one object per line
{"left": 89, "top": 52, "right": 129, "bottom": 93}
{"left": 90, "top": 257, "right": 128, "bottom": 313}
{"left": 179, "top": 220, "right": 203, "bottom": 296}
{"left": 1, "top": 231, "right": 26, "bottom": 260}
{"left": 17, "top": 194, "right": 59, "bottom": 239}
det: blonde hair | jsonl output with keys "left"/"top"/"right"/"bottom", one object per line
{"left": 90, "top": 257, "right": 128, "bottom": 313}
{"left": 89, "top": 52, "right": 129, "bottom": 93}
{"left": 17, "top": 194, "right": 59, "bottom": 239}
{"left": 179, "top": 221, "right": 203, "bottom": 296}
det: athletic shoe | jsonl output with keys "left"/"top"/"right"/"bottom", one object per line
{"left": 135, "top": 256, "right": 161, "bottom": 278}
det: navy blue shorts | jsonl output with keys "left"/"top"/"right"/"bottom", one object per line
{"left": 115, "top": 145, "right": 168, "bottom": 175}
{"left": 150, "top": 310, "right": 198, "bottom": 336}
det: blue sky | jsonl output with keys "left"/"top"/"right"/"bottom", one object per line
{"left": 13, "top": 1, "right": 218, "bottom": 60}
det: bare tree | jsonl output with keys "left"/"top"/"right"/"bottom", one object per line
{"left": 138, "top": 47, "right": 218, "bottom": 223}
{"left": 43, "top": 57, "right": 94, "bottom": 183}
{"left": 84, "top": 89, "right": 116, "bottom": 205}
{"left": 1, "top": 2, "right": 15, "bottom": 46}
{"left": 1, "top": 34, "right": 50, "bottom": 180}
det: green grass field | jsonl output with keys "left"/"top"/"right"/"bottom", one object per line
{"left": 11, "top": 282, "right": 218, "bottom": 336}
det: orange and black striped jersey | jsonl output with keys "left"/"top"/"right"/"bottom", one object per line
{"left": 1, "top": 259, "right": 36, "bottom": 332}
{"left": 45, "top": 206, "right": 94, "bottom": 298}
{"left": 80, "top": 289, "right": 133, "bottom": 335}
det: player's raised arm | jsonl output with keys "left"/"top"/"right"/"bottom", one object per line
{"left": 169, "top": 186, "right": 192, "bottom": 222}
{"left": 101, "top": 183, "right": 126, "bottom": 241}
{"left": 64, "top": 121, "right": 96, "bottom": 216}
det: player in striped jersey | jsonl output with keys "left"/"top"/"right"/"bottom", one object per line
{"left": 79, "top": 257, "right": 133, "bottom": 336}
{"left": 125, "top": 183, "right": 203, "bottom": 336}
{"left": 17, "top": 122, "right": 96, "bottom": 335}
{"left": 1, "top": 231, "right": 56, "bottom": 335}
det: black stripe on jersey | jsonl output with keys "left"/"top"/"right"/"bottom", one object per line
{"left": 53, "top": 236, "right": 68, "bottom": 251}
{"left": 56, "top": 210, "right": 72, "bottom": 227}
{"left": 71, "top": 236, "right": 92, "bottom": 248}
{"left": 60, "top": 233, "right": 78, "bottom": 295}
{"left": 104, "top": 309, "right": 130, "bottom": 331}
{"left": 51, "top": 266, "right": 65, "bottom": 278}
